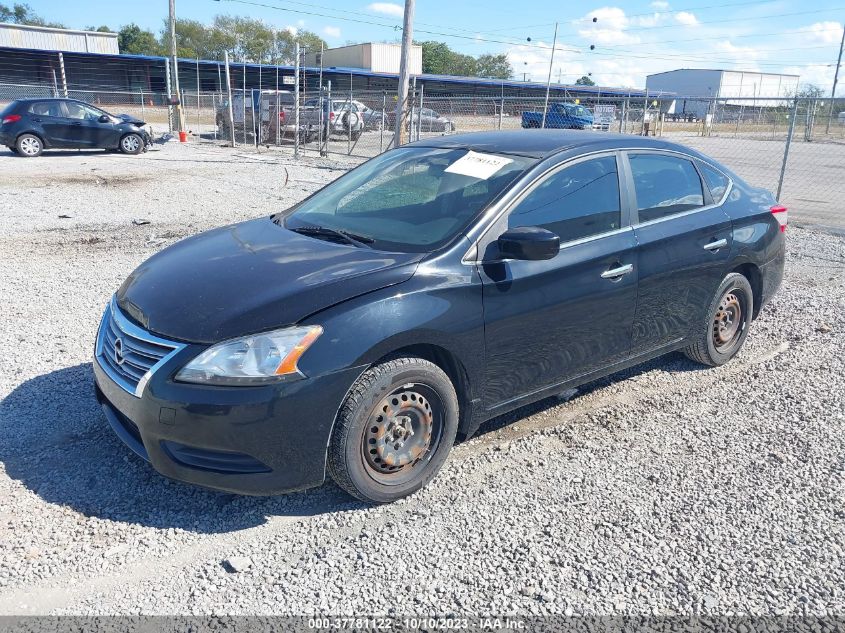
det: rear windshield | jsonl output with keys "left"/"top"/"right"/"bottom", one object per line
{"left": 281, "top": 147, "right": 535, "bottom": 253}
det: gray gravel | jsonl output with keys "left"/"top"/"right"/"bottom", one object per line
{"left": 0, "top": 140, "right": 843, "bottom": 617}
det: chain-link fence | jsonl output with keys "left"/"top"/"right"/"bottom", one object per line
{"left": 1, "top": 79, "right": 844, "bottom": 227}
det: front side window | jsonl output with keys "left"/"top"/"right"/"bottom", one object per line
{"left": 508, "top": 155, "right": 622, "bottom": 242}
{"left": 699, "top": 163, "right": 730, "bottom": 201}
{"left": 282, "top": 147, "right": 534, "bottom": 252}
{"left": 29, "top": 101, "right": 63, "bottom": 117}
{"left": 629, "top": 153, "right": 704, "bottom": 223}
{"left": 65, "top": 102, "right": 108, "bottom": 121}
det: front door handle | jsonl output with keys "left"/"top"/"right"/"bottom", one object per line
{"left": 601, "top": 263, "right": 634, "bottom": 279}
{"left": 703, "top": 238, "right": 728, "bottom": 251}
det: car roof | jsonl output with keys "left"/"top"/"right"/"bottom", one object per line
{"left": 407, "top": 130, "right": 704, "bottom": 160}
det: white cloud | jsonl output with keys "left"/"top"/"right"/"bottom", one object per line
{"left": 803, "top": 21, "right": 843, "bottom": 44}
{"left": 650, "top": 0, "right": 669, "bottom": 9}
{"left": 366, "top": 2, "right": 404, "bottom": 17}
{"left": 323, "top": 25, "right": 341, "bottom": 38}
{"left": 575, "top": 7, "right": 642, "bottom": 45}
{"left": 284, "top": 25, "right": 298, "bottom": 36}
{"left": 674, "top": 11, "right": 699, "bottom": 26}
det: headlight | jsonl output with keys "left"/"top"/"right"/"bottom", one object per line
{"left": 175, "top": 325, "right": 323, "bottom": 386}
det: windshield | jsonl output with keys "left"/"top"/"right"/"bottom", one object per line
{"left": 281, "top": 147, "right": 534, "bottom": 252}
{"left": 566, "top": 105, "right": 590, "bottom": 117}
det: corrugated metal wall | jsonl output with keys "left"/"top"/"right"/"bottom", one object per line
{"left": 0, "top": 23, "right": 118, "bottom": 55}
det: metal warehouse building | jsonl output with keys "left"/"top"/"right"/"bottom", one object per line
{"left": 646, "top": 68, "right": 800, "bottom": 118}
{"left": 0, "top": 23, "right": 647, "bottom": 105}
{"left": 0, "top": 22, "right": 118, "bottom": 54}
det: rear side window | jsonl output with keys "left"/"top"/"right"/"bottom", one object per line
{"left": 629, "top": 153, "right": 704, "bottom": 223}
{"left": 699, "top": 163, "right": 730, "bottom": 201}
{"left": 29, "top": 101, "right": 64, "bottom": 117}
{"left": 508, "top": 155, "right": 622, "bottom": 242}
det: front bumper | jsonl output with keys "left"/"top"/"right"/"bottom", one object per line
{"left": 93, "top": 338, "right": 364, "bottom": 496}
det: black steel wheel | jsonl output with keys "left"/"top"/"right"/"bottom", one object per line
{"left": 684, "top": 272, "right": 754, "bottom": 366}
{"left": 328, "top": 357, "right": 458, "bottom": 503}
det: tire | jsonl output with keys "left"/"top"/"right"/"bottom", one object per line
{"left": 8, "top": 146, "right": 17, "bottom": 154}
{"left": 327, "top": 357, "right": 459, "bottom": 504}
{"left": 16, "top": 134, "right": 42, "bottom": 157}
{"left": 683, "top": 272, "right": 754, "bottom": 367}
{"left": 119, "top": 133, "right": 144, "bottom": 155}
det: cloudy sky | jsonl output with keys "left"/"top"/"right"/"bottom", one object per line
{"left": 34, "top": 0, "right": 845, "bottom": 92}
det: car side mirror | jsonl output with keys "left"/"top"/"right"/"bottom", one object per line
{"left": 497, "top": 226, "right": 560, "bottom": 261}
{"left": 98, "top": 114, "right": 110, "bottom": 123}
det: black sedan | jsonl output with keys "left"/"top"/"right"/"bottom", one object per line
{"left": 0, "top": 98, "right": 150, "bottom": 157}
{"left": 94, "top": 130, "right": 786, "bottom": 503}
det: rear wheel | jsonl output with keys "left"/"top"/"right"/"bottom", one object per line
{"left": 119, "top": 133, "right": 143, "bottom": 155}
{"left": 16, "top": 134, "right": 42, "bottom": 157}
{"left": 327, "top": 357, "right": 459, "bottom": 504}
{"left": 683, "top": 272, "right": 753, "bottom": 366}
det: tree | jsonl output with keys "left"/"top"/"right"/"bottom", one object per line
{"left": 476, "top": 53, "right": 512, "bottom": 79}
{"left": 0, "top": 2, "right": 65, "bottom": 28}
{"left": 418, "top": 40, "right": 509, "bottom": 78}
{"left": 575, "top": 75, "right": 596, "bottom": 86}
{"left": 86, "top": 25, "right": 113, "bottom": 33}
{"left": 118, "top": 23, "right": 163, "bottom": 56}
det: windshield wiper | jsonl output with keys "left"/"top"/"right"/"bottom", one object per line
{"left": 289, "top": 224, "right": 374, "bottom": 248}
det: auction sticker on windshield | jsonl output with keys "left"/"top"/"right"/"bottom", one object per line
{"left": 445, "top": 150, "right": 514, "bottom": 180}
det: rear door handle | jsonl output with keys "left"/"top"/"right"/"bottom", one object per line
{"left": 703, "top": 238, "right": 728, "bottom": 251}
{"left": 601, "top": 263, "right": 634, "bottom": 279}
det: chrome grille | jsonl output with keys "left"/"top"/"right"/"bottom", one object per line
{"left": 95, "top": 298, "right": 184, "bottom": 397}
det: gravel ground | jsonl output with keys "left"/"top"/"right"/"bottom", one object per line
{"left": 0, "top": 140, "right": 843, "bottom": 617}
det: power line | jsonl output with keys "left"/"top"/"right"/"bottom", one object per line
{"left": 216, "top": 0, "right": 585, "bottom": 53}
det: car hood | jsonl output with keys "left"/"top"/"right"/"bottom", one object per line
{"left": 117, "top": 113, "right": 145, "bottom": 126}
{"left": 116, "top": 217, "right": 423, "bottom": 344}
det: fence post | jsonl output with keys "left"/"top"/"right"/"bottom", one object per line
{"left": 380, "top": 92, "right": 386, "bottom": 153}
{"left": 165, "top": 58, "right": 174, "bottom": 134}
{"left": 294, "top": 43, "right": 301, "bottom": 158}
{"left": 776, "top": 98, "right": 799, "bottom": 201}
{"left": 57, "top": 52, "right": 68, "bottom": 97}
{"left": 619, "top": 98, "right": 626, "bottom": 133}
{"left": 196, "top": 58, "right": 201, "bottom": 137}
{"left": 140, "top": 87, "right": 145, "bottom": 120}
{"left": 224, "top": 51, "right": 235, "bottom": 147}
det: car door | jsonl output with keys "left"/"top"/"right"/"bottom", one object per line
{"left": 477, "top": 152, "right": 639, "bottom": 409}
{"left": 28, "top": 101, "right": 71, "bottom": 147}
{"left": 63, "top": 101, "right": 117, "bottom": 148}
{"left": 624, "top": 150, "right": 733, "bottom": 355}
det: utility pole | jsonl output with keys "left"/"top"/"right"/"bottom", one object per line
{"left": 168, "top": 0, "right": 185, "bottom": 133}
{"left": 825, "top": 24, "right": 844, "bottom": 135}
{"left": 540, "top": 21, "right": 558, "bottom": 129}
{"left": 393, "top": 0, "right": 415, "bottom": 148}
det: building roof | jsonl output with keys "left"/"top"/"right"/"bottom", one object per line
{"left": 647, "top": 68, "right": 800, "bottom": 78}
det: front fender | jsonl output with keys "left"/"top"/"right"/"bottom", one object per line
{"left": 296, "top": 258, "right": 485, "bottom": 406}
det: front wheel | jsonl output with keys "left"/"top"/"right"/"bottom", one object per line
{"left": 683, "top": 272, "right": 754, "bottom": 366}
{"left": 119, "top": 133, "right": 144, "bottom": 155}
{"left": 327, "top": 357, "right": 459, "bottom": 504}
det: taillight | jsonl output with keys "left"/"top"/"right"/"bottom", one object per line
{"left": 1, "top": 114, "right": 21, "bottom": 124}
{"left": 279, "top": 110, "right": 286, "bottom": 123}
{"left": 329, "top": 111, "right": 335, "bottom": 120}
{"left": 771, "top": 205, "right": 788, "bottom": 232}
